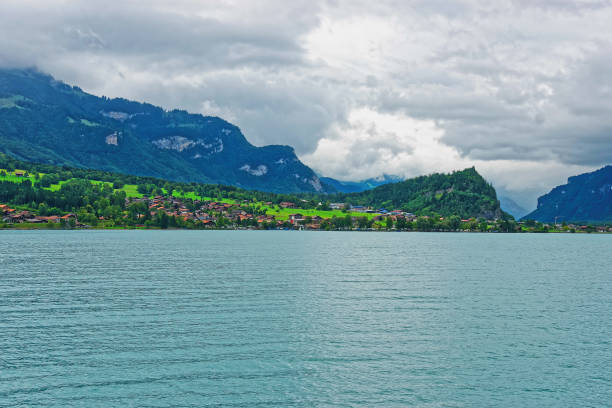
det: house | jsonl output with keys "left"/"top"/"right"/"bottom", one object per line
{"left": 330, "top": 203, "right": 345, "bottom": 210}
{"left": 5, "top": 211, "right": 30, "bottom": 223}
{"left": 14, "top": 170, "right": 26, "bottom": 177}
{"left": 311, "top": 215, "right": 323, "bottom": 223}
{"left": 0, "top": 205, "right": 14, "bottom": 216}
{"left": 280, "top": 201, "right": 296, "bottom": 209}
{"left": 288, "top": 213, "right": 304, "bottom": 224}
{"left": 40, "top": 215, "right": 60, "bottom": 223}
{"left": 61, "top": 214, "right": 76, "bottom": 221}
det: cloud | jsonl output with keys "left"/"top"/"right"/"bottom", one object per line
{"left": 302, "top": 108, "right": 456, "bottom": 180}
{"left": 1, "top": 0, "right": 612, "bottom": 208}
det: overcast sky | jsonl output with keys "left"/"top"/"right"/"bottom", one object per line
{"left": 2, "top": 0, "right": 612, "bottom": 208}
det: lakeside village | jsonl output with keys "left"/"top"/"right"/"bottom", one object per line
{"left": 2, "top": 194, "right": 611, "bottom": 233}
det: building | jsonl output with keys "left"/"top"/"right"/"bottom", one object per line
{"left": 288, "top": 213, "right": 304, "bottom": 224}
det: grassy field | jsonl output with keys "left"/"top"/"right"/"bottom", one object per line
{"left": 170, "top": 190, "right": 235, "bottom": 204}
{"left": 119, "top": 184, "right": 144, "bottom": 198}
{"left": 44, "top": 178, "right": 146, "bottom": 198}
{"left": 260, "top": 205, "right": 378, "bottom": 221}
{"left": 0, "top": 169, "right": 42, "bottom": 184}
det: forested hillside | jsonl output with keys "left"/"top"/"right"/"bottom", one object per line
{"left": 0, "top": 68, "right": 329, "bottom": 193}
{"left": 330, "top": 167, "right": 507, "bottom": 219}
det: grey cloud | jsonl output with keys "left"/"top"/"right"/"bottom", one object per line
{"left": 1, "top": 2, "right": 312, "bottom": 69}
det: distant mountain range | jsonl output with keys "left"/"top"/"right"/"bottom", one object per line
{"left": 320, "top": 174, "right": 404, "bottom": 193}
{"left": 0, "top": 68, "right": 332, "bottom": 193}
{"left": 523, "top": 165, "right": 612, "bottom": 223}
{"left": 499, "top": 196, "right": 529, "bottom": 219}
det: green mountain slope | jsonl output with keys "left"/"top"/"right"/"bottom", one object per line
{"left": 329, "top": 167, "right": 507, "bottom": 219}
{"left": 0, "top": 68, "right": 329, "bottom": 193}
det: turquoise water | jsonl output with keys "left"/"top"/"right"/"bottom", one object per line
{"left": 0, "top": 230, "right": 610, "bottom": 407}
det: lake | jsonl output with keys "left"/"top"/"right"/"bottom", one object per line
{"left": 0, "top": 230, "right": 610, "bottom": 407}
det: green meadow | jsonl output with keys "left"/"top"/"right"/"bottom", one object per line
{"left": 261, "top": 206, "right": 378, "bottom": 221}
{"left": 0, "top": 169, "right": 44, "bottom": 184}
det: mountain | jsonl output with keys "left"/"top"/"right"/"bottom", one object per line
{"left": 0, "top": 68, "right": 330, "bottom": 193}
{"left": 320, "top": 174, "right": 403, "bottom": 193}
{"left": 328, "top": 167, "right": 507, "bottom": 219}
{"left": 499, "top": 196, "right": 529, "bottom": 219}
{"left": 522, "top": 165, "right": 612, "bottom": 223}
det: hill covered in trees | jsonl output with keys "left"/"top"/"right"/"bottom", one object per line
{"left": 329, "top": 167, "right": 508, "bottom": 220}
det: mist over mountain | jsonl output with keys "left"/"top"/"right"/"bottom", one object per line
{"left": 499, "top": 196, "right": 530, "bottom": 220}
{"left": 319, "top": 174, "right": 403, "bottom": 193}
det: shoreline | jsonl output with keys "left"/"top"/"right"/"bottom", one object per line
{"left": 1, "top": 226, "right": 609, "bottom": 234}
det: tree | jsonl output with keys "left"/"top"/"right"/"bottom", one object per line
{"left": 416, "top": 216, "right": 433, "bottom": 231}
{"left": 38, "top": 202, "right": 49, "bottom": 216}
{"left": 448, "top": 215, "right": 461, "bottom": 230}
{"left": 344, "top": 214, "right": 353, "bottom": 229}
{"left": 385, "top": 216, "right": 394, "bottom": 230}
{"left": 395, "top": 216, "right": 408, "bottom": 230}
{"left": 357, "top": 216, "right": 370, "bottom": 229}
{"left": 157, "top": 212, "right": 169, "bottom": 229}
{"left": 216, "top": 216, "right": 229, "bottom": 228}
{"left": 524, "top": 219, "right": 537, "bottom": 227}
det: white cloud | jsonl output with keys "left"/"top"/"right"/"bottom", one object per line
{"left": 302, "top": 108, "right": 462, "bottom": 180}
